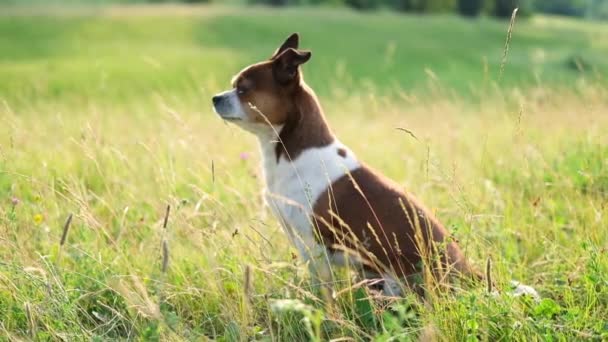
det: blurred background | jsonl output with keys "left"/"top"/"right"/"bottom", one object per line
{"left": 1, "top": 0, "right": 607, "bottom": 106}
{"left": 3, "top": 0, "right": 608, "bottom": 19}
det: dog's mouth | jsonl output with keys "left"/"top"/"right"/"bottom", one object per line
{"left": 213, "top": 106, "right": 243, "bottom": 122}
{"left": 220, "top": 116, "right": 242, "bottom": 122}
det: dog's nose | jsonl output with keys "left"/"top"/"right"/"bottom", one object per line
{"left": 212, "top": 95, "right": 222, "bottom": 107}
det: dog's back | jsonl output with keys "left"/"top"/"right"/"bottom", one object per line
{"left": 313, "top": 164, "right": 482, "bottom": 292}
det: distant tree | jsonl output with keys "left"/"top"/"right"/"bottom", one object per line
{"left": 493, "top": 0, "right": 516, "bottom": 17}
{"left": 303, "top": 0, "right": 342, "bottom": 4}
{"left": 389, "top": 0, "right": 454, "bottom": 12}
{"left": 248, "top": 0, "right": 291, "bottom": 5}
{"left": 429, "top": 0, "right": 456, "bottom": 12}
{"left": 344, "top": 0, "right": 381, "bottom": 10}
{"left": 492, "top": 0, "right": 531, "bottom": 18}
{"left": 427, "top": 0, "right": 456, "bottom": 12}
{"left": 387, "top": 0, "right": 413, "bottom": 11}
{"left": 534, "top": 0, "right": 586, "bottom": 17}
{"left": 457, "top": 0, "right": 484, "bottom": 17}
{"left": 589, "top": 0, "right": 608, "bottom": 20}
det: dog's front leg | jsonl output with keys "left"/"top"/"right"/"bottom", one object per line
{"left": 306, "top": 243, "right": 334, "bottom": 288}
{"left": 303, "top": 242, "right": 335, "bottom": 301}
{"left": 282, "top": 221, "right": 335, "bottom": 298}
{"left": 270, "top": 200, "right": 336, "bottom": 299}
{"left": 289, "top": 226, "right": 333, "bottom": 280}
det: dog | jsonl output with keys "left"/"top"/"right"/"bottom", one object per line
{"left": 212, "top": 33, "right": 537, "bottom": 298}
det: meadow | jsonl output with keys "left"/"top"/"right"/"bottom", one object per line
{"left": 0, "top": 4, "right": 607, "bottom": 341}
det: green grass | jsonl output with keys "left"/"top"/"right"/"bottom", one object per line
{"left": 1, "top": 4, "right": 607, "bottom": 341}
{"left": 2, "top": 5, "right": 608, "bottom": 106}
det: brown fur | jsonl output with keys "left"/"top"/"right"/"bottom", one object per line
{"left": 232, "top": 62, "right": 291, "bottom": 127}
{"left": 313, "top": 166, "right": 482, "bottom": 286}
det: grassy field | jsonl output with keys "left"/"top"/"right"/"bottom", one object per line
{"left": 1, "top": 4, "right": 607, "bottom": 341}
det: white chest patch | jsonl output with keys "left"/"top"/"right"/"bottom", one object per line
{"left": 258, "top": 138, "right": 360, "bottom": 262}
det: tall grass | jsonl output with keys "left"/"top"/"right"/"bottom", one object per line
{"left": 0, "top": 5, "right": 607, "bottom": 340}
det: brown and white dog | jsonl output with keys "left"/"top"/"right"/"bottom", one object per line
{"left": 212, "top": 33, "right": 537, "bottom": 298}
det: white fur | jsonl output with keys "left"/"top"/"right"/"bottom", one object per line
{"left": 260, "top": 131, "right": 360, "bottom": 282}
{"left": 381, "top": 274, "right": 403, "bottom": 296}
{"left": 218, "top": 116, "right": 360, "bottom": 281}
{"left": 510, "top": 281, "right": 540, "bottom": 301}
{"left": 212, "top": 89, "right": 248, "bottom": 121}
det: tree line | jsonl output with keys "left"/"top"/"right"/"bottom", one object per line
{"left": 246, "top": 0, "right": 608, "bottom": 19}
{"left": 25, "top": 0, "right": 603, "bottom": 20}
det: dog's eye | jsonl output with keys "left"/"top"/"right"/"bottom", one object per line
{"left": 236, "top": 86, "right": 247, "bottom": 95}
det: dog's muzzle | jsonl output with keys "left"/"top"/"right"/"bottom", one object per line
{"left": 212, "top": 90, "right": 246, "bottom": 121}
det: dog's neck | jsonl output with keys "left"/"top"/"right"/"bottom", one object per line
{"left": 273, "top": 83, "right": 334, "bottom": 162}
{"left": 253, "top": 82, "right": 334, "bottom": 161}
{"left": 253, "top": 83, "right": 334, "bottom": 190}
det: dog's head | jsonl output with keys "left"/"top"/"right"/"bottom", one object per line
{"left": 212, "top": 33, "right": 311, "bottom": 132}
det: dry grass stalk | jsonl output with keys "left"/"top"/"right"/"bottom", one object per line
{"left": 160, "top": 205, "right": 171, "bottom": 274}
{"left": 162, "top": 204, "right": 170, "bottom": 230}
{"left": 486, "top": 257, "right": 493, "bottom": 293}
{"left": 244, "top": 264, "right": 253, "bottom": 302}
{"left": 211, "top": 160, "right": 215, "bottom": 184}
{"left": 24, "top": 302, "right": 36, "bottom": 339}
{"left": 499, "top": 7, "right": 519, "bottom": 80}
{"left": 161, "top": 240, "right": 169, "bottom": 275}
{"left": 59, "top": 213, "right": 73, "bottom": 247}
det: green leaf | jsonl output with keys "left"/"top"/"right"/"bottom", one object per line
{"left": 533, "top": 298, "right": 562, "bottom": 319}
{"left": 353, "top": 287, "right": 377, "bottom": 331}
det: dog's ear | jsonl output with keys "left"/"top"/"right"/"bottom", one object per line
{"left": 273, "top": 47, "right": 311, "bottom": 84}
{"left": 271, "top": 33, "right": 300, "bottom": 60}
